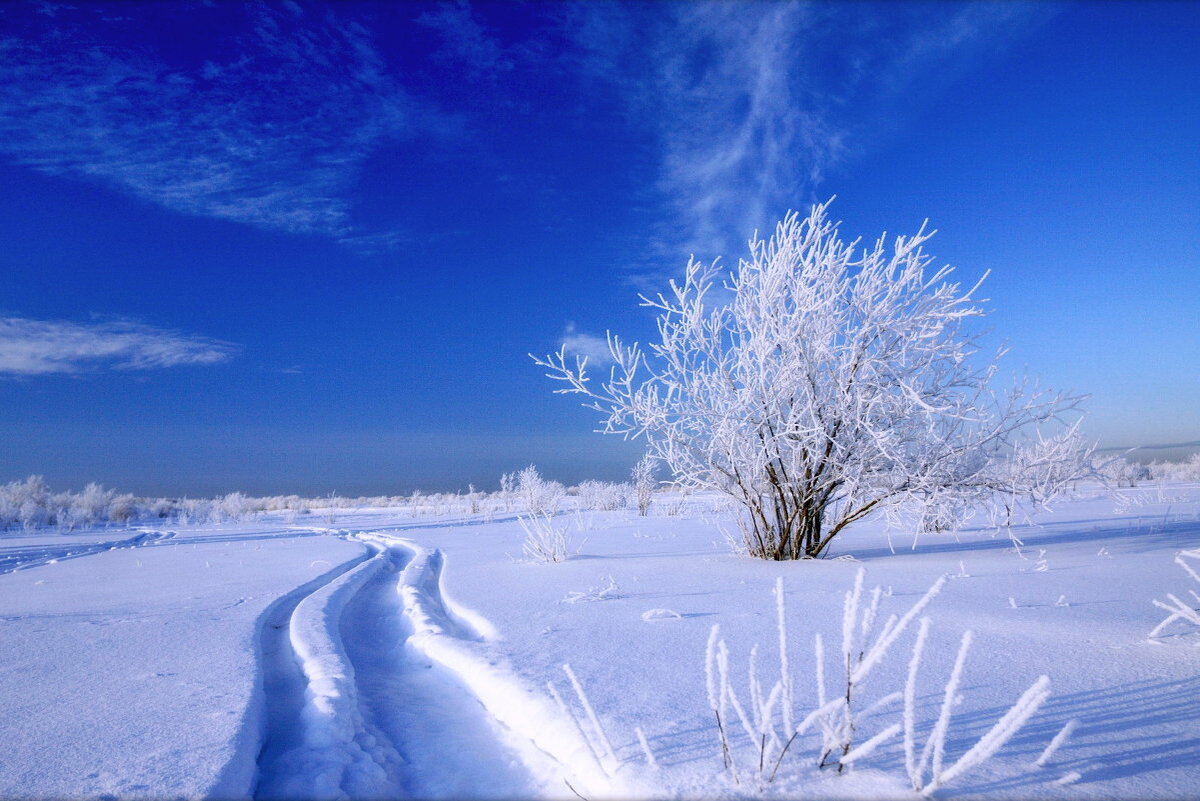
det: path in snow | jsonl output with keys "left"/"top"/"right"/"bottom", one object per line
{"left": 254, "top": 535, "right": 551, "bottom": 800}
{"left": 0, "top": 529, "right": 173, "bottom": 573}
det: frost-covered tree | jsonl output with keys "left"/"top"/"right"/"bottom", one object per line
{"left": 534, "top": 200, "right": 1081, "bottom": 559}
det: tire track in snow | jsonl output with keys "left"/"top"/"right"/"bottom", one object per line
{"left": 253, "top": 545, "right": 404, "bottom": 800}
{"left": 338, "top": 542, "right": 554, "bottom": 799}
{"left": 0, "top": 530, "right": 174, "bottom": 574}
{"left": 254, "top": 532, "right": 619, "bottom": 800}
{"left": 358, "top": 533, "right": 624, "bottom": 799}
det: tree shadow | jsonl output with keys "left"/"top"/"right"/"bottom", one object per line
{"left": 843, "top": 518, "right": 1200, "bottom": 562}
{"left": 894, "top": 674, "right": 1200, "bottom": 795}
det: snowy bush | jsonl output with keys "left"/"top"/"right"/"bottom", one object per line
{"left": 1149, "top": 453, "right": 1200, "bottom": 482}
{"left": 216, "top": 492, "right": 256, "bottom": 522}
{"left": 1099, "top": 456, "right": 1151, "bottom": 487}
{"left": 68, "top": 482, "right": 116, "bottom": 529}
{"left": 535, "top": 200, "right": 1079, "bottom": 559}
{"left": 517, "top": 465, "right": 565, "bottom": 517}
{"left": 575, "top": 480, "right": 628, "bottom": 512}
{"left": 982, "top": 425, "right": 1098, "bottom": 528}
{"left": 519, "top": 512, "right": 571, "bottom": 563}
{"left": 631, "top": 456, "right": 657, "bottom": 517}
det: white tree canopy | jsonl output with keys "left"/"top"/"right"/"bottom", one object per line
{"left": 534, "top": 200, "right": 1082, "bottom": 559}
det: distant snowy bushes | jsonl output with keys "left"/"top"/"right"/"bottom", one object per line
{"left": 0, "top": 476, "right": 137, "bottom": 531}
{"left": 0, "top": 464, "right": 667, "bottom": 533}
{"left": 575, "top": 480, "right": 628, "bottom": 512}
{"left": 1098, "top": 456, "right": 1153, "bottom": 487}
{"left": 1096, "top": 453, "right": 1200, "bottom": 486}
{"left": 1149, "top": 453, "right": 1200, "bottom": 482}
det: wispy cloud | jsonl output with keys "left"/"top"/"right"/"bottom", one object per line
{"left": 561, "top": 322, "right": 614, "bottom": 367}
{"left": 417, "top": 0, "right": 514, "bottom": 81}
{"left": 0, "top": 3, "right": 418, "bottom": 248}
{"left": 564, "top": 2, "right": 1050, "bottom": 265}
{"left": 0, "top": 316, "right": 236, "bottom": 376}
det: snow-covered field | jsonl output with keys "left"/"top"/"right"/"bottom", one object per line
{"left": 2, "top": 484, "right": 1198, "bottom": 800}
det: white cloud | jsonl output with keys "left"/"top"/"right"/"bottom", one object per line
{"left": 564, "top": 2, "right": 1049, "bottom": 266}
{"left": 0, "top": 317, "right": 236, "bottom": 376}
{"left": 0, "top": 4, "right": 418, "bottom": 248}
{"left": 561, "top": 322, "right": 614, "bottom": 367}
{"left": 417, "top": 1, "right": 513, "bottom": 80}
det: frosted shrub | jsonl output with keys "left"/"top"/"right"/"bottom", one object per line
{"left": 0, "top": 495, "right": 18, "bottom": 531}
{"left": 1, "top": 475, "right": 53, "bottom": 530}
{"left": 535, "top": 201, "right": 1080, "bottom": 559}
{"left": 68, "top": 483, "right": 116, "bottom": 529}
{"left": 1149, "top": 453, "right": 1200, "bottom": 482}
{"left": 499, "top": 471, "right": 517, "bottom": 512}
{"left": 217, "top": 492, "right": 255, "bottom": 522}
{"left": 576, "top": 480, "right": 628, "bottom": 512}
{"left": 987, "top": 425, "right": 1097, "bottom": 527}
{"left": 632, "top": 456, "right": 657, "bottom": 517}
{"left": 1100, "top": 456, "right": 1151, "bottom": 487}
{"left": 519, "top": 512, "right": 571, "bottom": 563}
{"left": 109, "top": 493, "right": 137, "bottom": 525}
{"left": 517, "top": 465, "right": 565, "bottom": 517}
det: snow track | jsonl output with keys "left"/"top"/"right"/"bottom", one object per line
{"left": 254, "top": 532, "right": 611, "bottom": 800}
{"left": 0, "top": 529, "right": 173, "bottom": 574}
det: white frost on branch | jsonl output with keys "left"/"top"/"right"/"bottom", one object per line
{"left": 533, "top": 200, "right": 1082, "bottom": 559}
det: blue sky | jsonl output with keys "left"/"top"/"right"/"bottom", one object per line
{"left": 1, "top": 1, "right": 1197, "bottom": 496}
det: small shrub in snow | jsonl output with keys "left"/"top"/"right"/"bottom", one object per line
{"left": 575, "top": 480, "right": 628, "bottom": 512}
{"left": 517, "top": 465, "right": 565, "bottom": 517}
{"left": 519, "top": 512, "right": 571, "bottom": 563}
{"left": 499, "top": 471, "right": 517, "bottom": 512}
{"left": 631, "top": 456, "right": 657, "bottom": 517}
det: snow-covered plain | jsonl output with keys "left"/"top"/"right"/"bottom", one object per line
{"left": 1, "top": 484, "right": 1198, "bottom": 800}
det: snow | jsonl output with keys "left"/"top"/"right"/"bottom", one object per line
{"left": 0, "top": 523, "right": 367, "bottom": 799}
{"left": 1, "top": 485, "right": 1199, "bottom": 799}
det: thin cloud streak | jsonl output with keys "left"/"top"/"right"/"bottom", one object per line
{"left": 0, "top": 316, "right": 236, "bottom": 376}
{"left": 0, "top": 3, "right": 417, "bottom": 248}
{"left": 564, "top": 1, "right": 1050, "bottom": 267}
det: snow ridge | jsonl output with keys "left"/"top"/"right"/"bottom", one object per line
{"left": 368, "top": 532, "right": 639, "bottom": 799}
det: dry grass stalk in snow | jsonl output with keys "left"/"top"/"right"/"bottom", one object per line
{"left": 1149, "top": 548, "right": 1200, "bottom": 637}
{"left": 700, "top": 569, "right": 1052, "bottom": 795}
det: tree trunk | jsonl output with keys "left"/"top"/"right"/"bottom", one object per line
{"left": 800, "top": 506, "right": 823, "bottom": 559}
